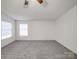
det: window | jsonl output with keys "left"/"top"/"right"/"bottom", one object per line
{"left": 19, "top": 24, "right": 28, "bottom": 36}
{"left": 1, "top": 21, "right": 12, "bottom": 39}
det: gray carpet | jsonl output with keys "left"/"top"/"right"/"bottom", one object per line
{"left": 1, "top": 40, "right": 76, "bottom": 59}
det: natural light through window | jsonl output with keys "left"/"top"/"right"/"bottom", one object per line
{"left": 19, "top": 24, "right": 28, "bottom": 36}
{"left": 1, "top": 21, "right": 12, "bottom": 39}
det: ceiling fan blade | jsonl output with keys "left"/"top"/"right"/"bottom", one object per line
{"left": 37, "top": 0, "right": 48, "bottom": 7}
{"left": 24, "top": 0, "right": 29, "bottom": 8}
{"left": 37, "top": 0, "right": 43, "bottom": 4}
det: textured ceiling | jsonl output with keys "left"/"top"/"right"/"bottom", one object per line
{"left": 1, "top": 0, "right": 77, "bottom": 20}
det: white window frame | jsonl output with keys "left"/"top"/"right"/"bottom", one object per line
{"left": 19, "top": 24, "right": 28, "bottom": 36}
{"left": 1, "top": 21, "right": 12, "bottom": 39}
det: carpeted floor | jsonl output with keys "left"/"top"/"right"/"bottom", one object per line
{"left": 1, "top": 40, "right": 76, "bottom": 59}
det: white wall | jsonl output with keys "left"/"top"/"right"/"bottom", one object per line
{"left": 16, "top": 20, "right": 56, "bottom": 40}
{"left": 1, "top": 13, "right": 16, "bottom": 48}
{"left": 56, "top": 6, "right": 77, "bottom": 53}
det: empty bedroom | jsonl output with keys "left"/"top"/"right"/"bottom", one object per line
{"left": 1, "top": 0, "right": 77, "bottom": 59}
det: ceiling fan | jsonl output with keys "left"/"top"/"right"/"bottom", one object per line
{"left": 24, "top": 0, "right": 29, "bottom": 8}
{"left": 24, "top": 0, "right": 48, "bottom": 8}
